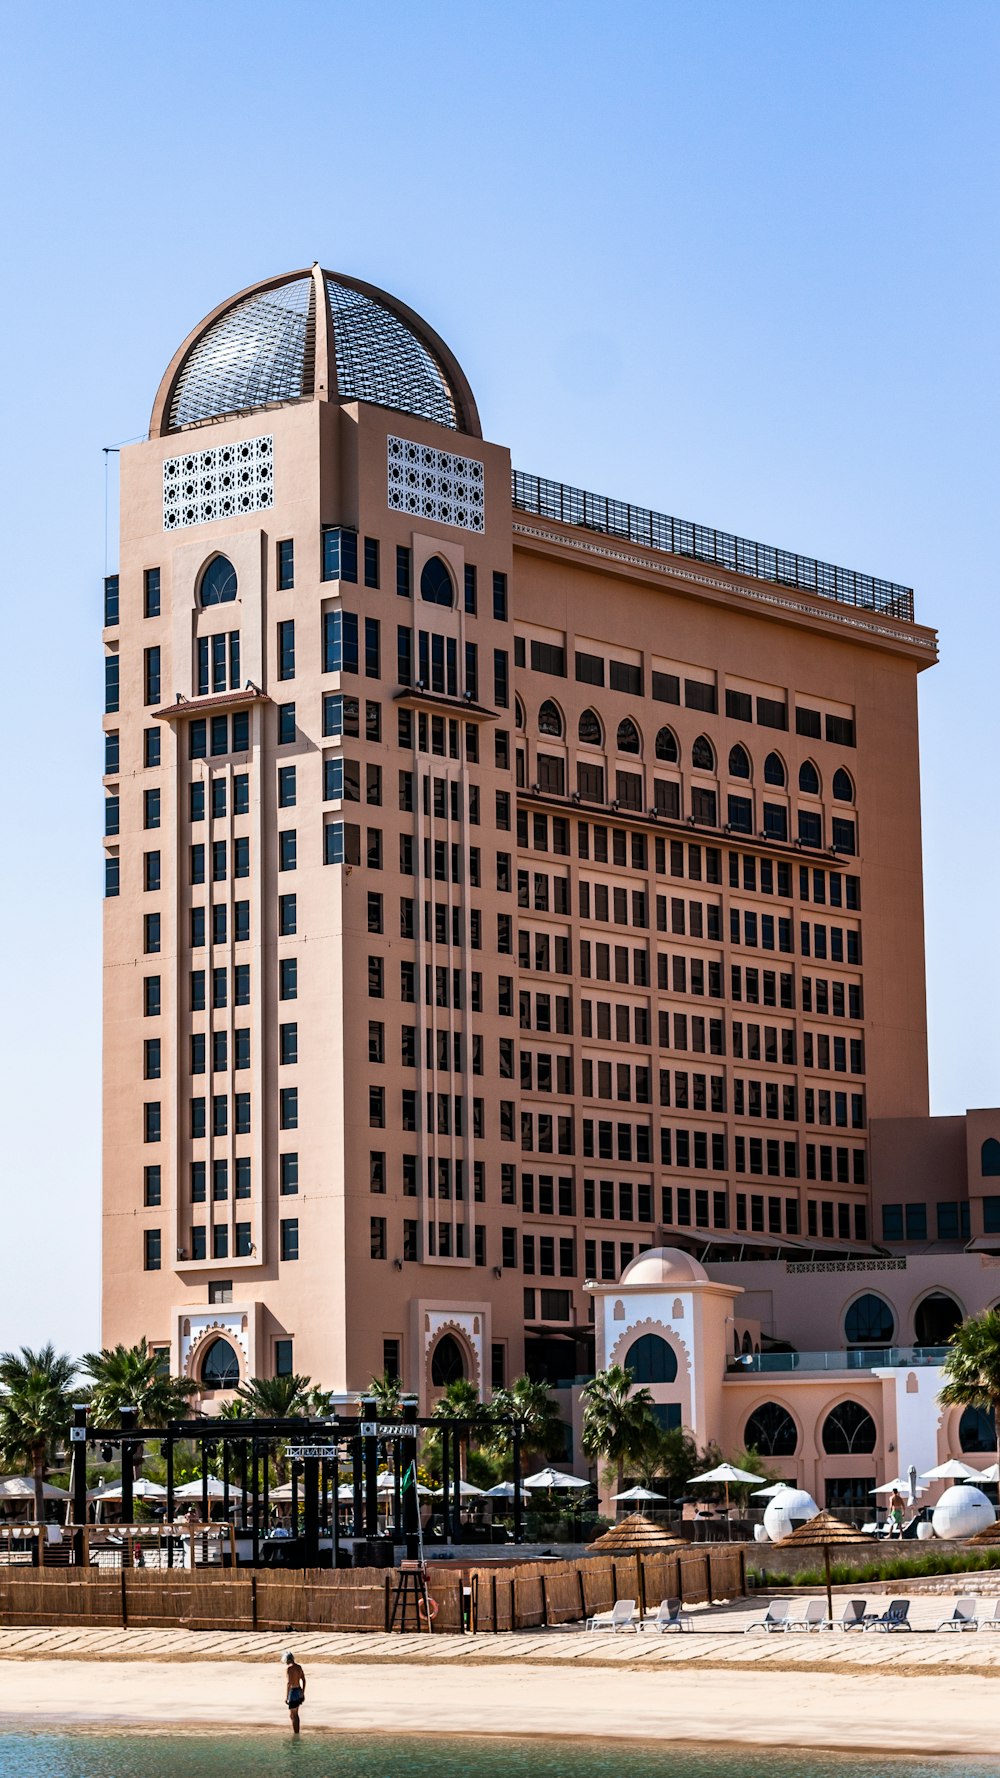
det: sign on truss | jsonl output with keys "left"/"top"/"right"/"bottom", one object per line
{"left": 285, "top": 1444, "right": 339, "bottom": 1460}
{"left": 360, "top": 1422, "right": 418, "bottom": 1438}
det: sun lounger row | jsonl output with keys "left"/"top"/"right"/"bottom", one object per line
{"left": 747, "top": 1595, "right": 1000, "bottom": 1632}
{"left": 586, "top": 1596, "right": 692, "bottom": 1632}
{"left": 746, "top": 1597, "right": 911, "bottom": 1631}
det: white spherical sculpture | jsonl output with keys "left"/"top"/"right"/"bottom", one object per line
{"left": 762, "top": 1488, "right": 819, "bottom": 1543}
{"left": 931, "top": 1484, "right": 995, "bottom": 1541}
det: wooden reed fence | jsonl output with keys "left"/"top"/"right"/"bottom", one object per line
{"left": 0, "top": 1547, "right": 745, "bottom": 1635}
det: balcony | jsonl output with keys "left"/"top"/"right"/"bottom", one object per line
{"left": 727, "top": 1345, "right": 949, "bottom": 1375}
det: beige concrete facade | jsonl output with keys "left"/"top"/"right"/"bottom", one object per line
{"left": 102, "top": 266, "right": 995, "bottom": 1476}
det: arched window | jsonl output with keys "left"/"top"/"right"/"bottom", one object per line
{"left": 419, "top": 555, "right": 454, "bottom": 605}
{"left": 744, "top": 1402, "right": 798, "bottom": 1457}
{"left": 832, "top": 767, "right": 854, "bottom": 803}
{"left": 728, "top": 744, "right": 751, "bottom": 780}
{"left": 764, "top": 752, "right": 786, "bottom": 787}
{"left": 578, "top": 709, "right": 603, "bottom": 746}
{"left": 741, "top": 1330, "right": 754, "bottom": 1355}
{"left": 982, "top": 1139, "right": 1000, "bottom": 1178}
{"left": 199, "top": 556, "right": 238, "bottom": 606}
{"left": 515, "top": 696, "right": 526, "bottom": 732}
{"left": 844, "top": 1294, "right": 895, "bottom": 1346}
{"left": 691, "top": 735, "right": 715, "bottom": 772}
{"left": 616, "top": 718, "right": 640, "bottom": 755}
{"left": 431, "top": 1333, "right": 465, "bottom": 1387}
{"left": 914, "top": 1293, "right": 962, "bottom": 1346}
{"left": 959, "top": 1405, "right": 996, "bottom": 1453}
{"left": 655, "top": 726, "right": 678, "bottom": 763}
{"left": 798, "top": 760, "right": 820, "bottom": 796}
{"left": 200, "top": 1337, "right": 240, "bottom": 1388}
{"left": 623, "top": 1333, "right": 677, "bottom": 1384}
{"left": 538, "top": 699, "right": 563, "bottom": 738}
{"left": 822, "top": 1400, "right": 877, "bottom": 1454}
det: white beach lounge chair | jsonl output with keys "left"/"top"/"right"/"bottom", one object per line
{"left": 787, "top": 1599, "right": 827, "bottom": 1632}
{"left": 825, "top": 1598, "right": 867, "bottom": 1631}
{"left": 744, "top": 1599, "right": 789, "bottom": 1633}
{"left": 980, "top": 1598, "right": 1000, "bottom": 1630}
{"left": 937, "top": 1597, "right": 979, "bottom": 1631}
{"left": 586, "top": 1597, "right": 638, "bottom": 1632}
{"left": 640, "top": 1596, "right": 692, "bottom": 1633}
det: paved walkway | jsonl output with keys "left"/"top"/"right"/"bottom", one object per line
{"left": 3, "top": 1591, "right": 1000, "bottom": 1674}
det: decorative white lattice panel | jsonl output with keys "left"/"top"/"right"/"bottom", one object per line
{"left": 387, "top": 435, "right": 485, "bottom": 533}
{"left": 163, "top": 435, "right": 274, "bottom": 530}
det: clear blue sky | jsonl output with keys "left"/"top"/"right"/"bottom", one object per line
{"left": 1, "top": 1, "right": 996, "bottom": 1355}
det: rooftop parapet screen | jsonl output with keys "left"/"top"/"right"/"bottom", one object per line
{"left": 512, "top": 469, "right": 915, "bottom": 623}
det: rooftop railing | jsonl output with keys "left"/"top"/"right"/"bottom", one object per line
{"left": 727, "top": 1345, "right": 948, "bottom": 1374}
{"left": 511, "top": 470, "right": 915, "bottom": 624}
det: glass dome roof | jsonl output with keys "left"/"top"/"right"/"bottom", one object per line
{"left": 153, "top": 266, "right": 480, "bottom": 438}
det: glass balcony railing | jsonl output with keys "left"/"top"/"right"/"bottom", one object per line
{"left": 727, "top": 1345, "right": 949, "bottom": 1374}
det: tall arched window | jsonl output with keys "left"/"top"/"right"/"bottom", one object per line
{"left": 764, "top": 752, "right": 786, "bottom": 787}
{"left": 578, "top": 709, "right": 603, "bottom": 746}
{"left": 728, "top": 744, "right": 751, "bottom": 779}
{"left": 982, "top": 1139, "right": 1000, "bottom": 1178}
{"left": 538, "top": 699, "right": 563, "bottom": 737}
{"left": 914, "top": 1293, "right": 962, "bottom": 1346}
{"left": 844, "top": 1294, "right": 895, "bottom": 1346}
{"left": 822, "top": 1400, "right": 877, "bottom": 1454}
{"left": 419, "top": 555, "right": 454, "bottom": 605}
{"left": 959, "top": 1405, "right": 996, "bottom": 1453}
{"left": 655, "top": 726, "right": 678, "bottom": 763}
{"left": 832, "top": 767, "right": 854, "bottom": 802}
{"left": 798, "top": 760, "right": 820, "bottom": 795}
{"left": 616, "top": 718, "right": 640, "bottom": 754}
{"left": 744, "top": 1402, "right": 798, "bottom": 1456}
{"left": 691, "top": 735, "right": 715, "bottom": 771}
{"left": 200, "top": 1337, "right": 240, "bottom": 1388}
{"left": 515, "top": 696, "right": 526, "bottom": 731}
{"left": 623, "top": 1333, "right": 677, "bottom": 1384}
{"left": 199, "top": 555, "right": 238, "bottom": 606}
{"left": 431, "top": 1334, "right": 466, "bottom": 1386}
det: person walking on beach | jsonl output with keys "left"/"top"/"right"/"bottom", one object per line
{"left": 889, "top": 1488, "right": 906, "bottom": 1536}
{"left": 283, "top": 1651, "right": 306, "bottom": 1733}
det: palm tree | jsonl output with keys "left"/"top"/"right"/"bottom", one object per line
{"left": 236, "top": 1373, "right": 313, "bottom": 1484}
{"left": 431, "top": 1378, "right": 484, "bottom": 1479}
{"left": 939, "top": 1309, "right": 1000, "bottom": 1471}
{"left": 368, "top": 1371, "right": 404, "bottom": 1419}
{"left": 488, "top": 1375, "right": 565, "bottom": 1477}
{"left": 0, "top": 1345, "right": 76, "bottom": 1520}
{"left": 581, "top": 1365, "right": 656, "bottom": 1499}
{"left": 80, "top": 1341, "right": 198, "bottom": 1478}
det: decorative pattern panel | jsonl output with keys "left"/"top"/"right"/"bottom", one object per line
{"left": 163, "top": 435, "right": 274, "bottom": 530}
{"left": 388, "top": 435, "right": 485, "bottom": 533}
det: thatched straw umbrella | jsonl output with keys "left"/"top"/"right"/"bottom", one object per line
{"left": 966, "top": 1516, "right": 1000, "bottom": 1546}
{"left": 776, "top": 1509, "right": 875, "bottom": 1619}
{"left": 587, "top": 1511, "right": 687, "bottom": 1555}
{"left": 587, "top": 1513, "right": 688, "bottom": 1620}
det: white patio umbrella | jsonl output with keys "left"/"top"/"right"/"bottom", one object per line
{"left": 172, "top": 1476, "right": 246, "bottom": 1500}
{"left": 431, "top": 1479, "right": 485, "bottom": 1498}
{"left": 0, "top": 1477, "right": 70, "bottom": 1501}
{"left": 921, "top": 1459, "right": 979, "bottom": 1481}
{"left": 689, "top": 1462, "right": 765, "bottom": 1519}
{"left": 977, "top": 1464, "right": 1000, "bottom": 1484}
{"left": 521, "top": 1467, "right": 591, "bottom": 1490}
{"left": 751, "top": 1482, "right": 791, "bottom": 1498}
{"left": 483, "top": 1481, "right": 518, "bottom": 1499}
{"left": 87, "top": 1478, "right": 168, "bottom": 1501}
{"left": 376, "top": 1472, "right": 432, "bottom": 1497}
{"left": 611, "top": 1484, "right": 666, "bottom": 1502}
{"left": 871, "top": 1478, "right": 926, "bottom": 1495}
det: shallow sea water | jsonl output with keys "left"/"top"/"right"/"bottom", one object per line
{"left": 0, "top": 1735, "right": 992, "bottom": 1778}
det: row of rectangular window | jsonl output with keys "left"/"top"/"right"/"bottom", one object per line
{"left": 104, "top": 569, "right": 161, "bottom": 628}
{"left": 882, "top": 1201, "right": 972, "bottom": 1242}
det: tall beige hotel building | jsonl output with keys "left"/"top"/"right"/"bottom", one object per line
{"left": 102, "top": 264, "right": 937, "bottom": 1418}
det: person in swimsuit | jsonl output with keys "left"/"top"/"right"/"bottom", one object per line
{"left": 283, "top": 1650, "right": 306, "bottom": 1733}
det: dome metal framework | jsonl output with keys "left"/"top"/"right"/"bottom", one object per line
{"left": 153, "top": 265, "right": 480, "bottom": 439}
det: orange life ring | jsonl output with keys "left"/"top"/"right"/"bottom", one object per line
{"left": 418, "top": 1594, "right": 439, "bottom": 1621}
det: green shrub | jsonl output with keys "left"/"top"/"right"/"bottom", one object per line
{"left": 749, "top": 1548, "right": 1000, "bottom": 1589}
